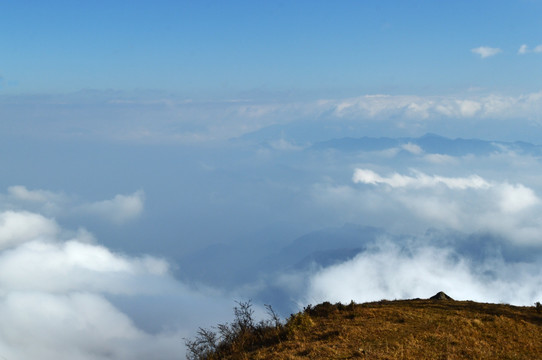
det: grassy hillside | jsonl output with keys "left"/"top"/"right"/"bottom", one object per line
{"left": 186, "top": 294, "right": 542, "bottom": 359}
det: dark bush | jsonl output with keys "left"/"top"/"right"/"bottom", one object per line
{"left": 184, "top": 300, "right": 285, "bottom": 360}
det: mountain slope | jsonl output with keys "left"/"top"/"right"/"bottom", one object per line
{"left": 188, "top": 295, "right": 542, "bottom": 359}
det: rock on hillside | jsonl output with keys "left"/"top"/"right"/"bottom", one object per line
{"left": 429, "top": 291, "right": 454, "bottom": 300}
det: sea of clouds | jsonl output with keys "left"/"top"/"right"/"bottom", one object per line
{"left": 0, "top": 188, "right": 248, "bottom": 359}
{"left": 3, "top": 90, "right": 542, "bottom": 358}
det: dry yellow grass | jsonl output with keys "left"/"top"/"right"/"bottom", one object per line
{"left": 215, "top": 298, "right": 542, "bottom": 360}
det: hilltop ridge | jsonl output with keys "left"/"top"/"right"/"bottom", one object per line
{"left": 187, "top": 293, "right": 542, "bottom": 359}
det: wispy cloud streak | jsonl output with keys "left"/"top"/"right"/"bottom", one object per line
{"left": 471, "top": 46, "right": 502, "bottom": 58}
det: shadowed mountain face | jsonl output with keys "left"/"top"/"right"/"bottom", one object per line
{"left": 276, "top": 224, "right": 383, "bottom": 268}
{"left": 178, "top": 224, "right": 384, "bottom": 287}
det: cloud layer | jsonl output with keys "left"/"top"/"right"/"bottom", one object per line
{"left": 0, "top": 208, "right": 185, "bottom": 359}
{"left": 305, "top": 239, "right": 542, "bottom": 306}
{"left": 2, "top": 187, "right": 144, "bottom": 225}
{"left": 329, "top": 92, "right": 542, "bottom": 122}
{"left": 0, "top": 189, "right": 239, "bottom": 360}
{"left": 4, "top": 90, "right": 542, "bottom": 144}
{"left": 289, "top": 158, "right": 542, "bottom": 308}
{"left": 349, "top": 168, "right": 542, "bottom": 244}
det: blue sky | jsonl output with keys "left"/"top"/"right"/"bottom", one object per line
{"left": 4, "top": 2, "right": 542, "bottom": 359}
{"left": 2, "top": 0, "right": 542, "bottom": 96}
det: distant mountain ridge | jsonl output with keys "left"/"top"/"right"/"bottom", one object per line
{"left": 310, "top": 133, "right": 542, "bottom": 156}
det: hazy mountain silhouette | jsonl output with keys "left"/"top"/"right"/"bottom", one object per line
{"left": 310, "top": 133, "right": 542, "bottom": 156}
{"left": 178, "top": 224, "right": 385, "bottom": 287}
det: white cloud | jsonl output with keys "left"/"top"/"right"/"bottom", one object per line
{"left": 305, "top": 240, "right": 542, "bottom": 306}
{"left": 269, "top": 138, "right": 304, "bottom": 151}
{"left": 471, "top": 46, "right": 502, "bottom": 58}
{"left": 5, "top": 186, "right": 70, "bottom": 215}
{"left": 423, "top": 153, "right": 457, "bottom": 164}
{"left": 0, "top": 189, "right": 240, "bottom": 360}
{"left": 0, "top": 211, "right": 59, "bottom": 250}
{"left": 2, "top": 186, "right": 146, "bottom": 226}
{"left": 519, "top": 44, "right": 542, "bottom": 54}
{"left": 7, "top": 185, "right": 66, "bottom": 204}
{"left": 0, "top": 240, "right": 171, "bottom": 295}
{"left": 352, "top": 169, "right": 491, "bottom": 190}
{"left": 497, "top": 183, "right": 539, "bottom": 213}
{"left": 80, "top": 190, "right": 145, "bottom": 224}
{"left": 353, "top": 168, "right": 540, "bottom": 214}
{"left": 0, "top": 208, "right": 188, "bottom": 359}
{"left": 0, "top": 292, "right": 183, "bottom": 360}
{"left": 401, "top": 142, "right": 423, "bottom": 155}
{"left": 328, "top": 91, "right": 542, "bottom": 125}
{"left": 457, "top": 99, "right": 482, "bottom": 117}
{"left": 314, "top": 168, "right": 542, "bottom": 244}
{"left": 302, "top": 154, "right": 542, "bottom": 310}
{"left": 332, "top": 94, "right": 431, "bottom": 119}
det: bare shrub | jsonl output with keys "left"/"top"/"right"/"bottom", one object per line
{"left": 185, "top": 300, "right": 285, "bottom": 359}
{"left": 184, "top": 328, "right": 218, "bottom": 360}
